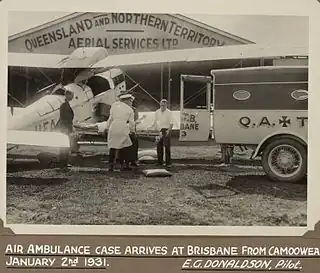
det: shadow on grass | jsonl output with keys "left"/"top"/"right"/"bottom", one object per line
{"left": 190, "top": 184, "right": 239, "bottom": 199}
{"left": 7, "top": 162, "right": 46, "bottom": 173}
{"left": 226, "top": 175, "right": 307, "bottom": 202}
{"left": 6, "top": 177, "right": 68, "bottom": 186}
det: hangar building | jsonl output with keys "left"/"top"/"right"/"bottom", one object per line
{"left": 8, "top": 12, "right": 307, "bottom": 110}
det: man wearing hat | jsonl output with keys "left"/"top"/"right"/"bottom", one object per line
{"left": 74, "top": 93, "right": 136, "bottom": 171}
{"left": 98, "top": 93, "right": 136, "bottom": 171}
{"left": 120, "top": 105, "right": 138, "bottom": 167}
{"left": 149, "top": 99, "right": 174, "bottom": 167}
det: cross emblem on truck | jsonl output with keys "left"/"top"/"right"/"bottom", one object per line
{"left": 279, "top": 116, "right": 291, "bottom": 127}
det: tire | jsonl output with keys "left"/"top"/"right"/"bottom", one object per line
{"left": 37, "top": 152, "right": 59, "bottom": 168}
{"left": 261, "top": 137, "right": 307, "bottom": 183}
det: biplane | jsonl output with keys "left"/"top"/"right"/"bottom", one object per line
{"left": 7, "top": 47, "right": 128, "bottom": 162}
{"left": 7, "top": 44, "right": 308, "bottom": 181}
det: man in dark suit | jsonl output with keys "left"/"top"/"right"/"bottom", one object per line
{"left": 59, "top": 90, "right": 74, "bottom": 168}
{"left": 128, "top": 105, "right": 139, "bottom": 167}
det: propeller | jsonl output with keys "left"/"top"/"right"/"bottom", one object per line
{"left": 8, "top": 93, "right": 25, "bottom": 116}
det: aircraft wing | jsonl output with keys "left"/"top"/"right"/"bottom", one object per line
{"left": 8, "top": 44, "right": 308, "bottom": 69}
{"left": 7, "top": 130, "right": 70, "bottom": 148}
{"left": 136, "top": 111, "right": 181, "bottom": 131}
{"left": 8, "top": 47, "right": 108, "bottom": 68}
{"left": 136, "top": 110, "right": 212, "bottom": 131}
{"left": 8, "top": 52, "right": 68, "bottom": 68}
{"left": 94, "top": 44, "right": 308, "bottom": 68}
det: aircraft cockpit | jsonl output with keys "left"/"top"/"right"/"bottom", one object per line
{"left": 50, "top": 84, "right": 67, "bottom": 96}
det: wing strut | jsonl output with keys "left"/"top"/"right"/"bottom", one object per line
{"left": 123, "top": 71, "right": 160, "bottom": 104}
{"left": 184, "top": 86, "right": 207, "bottom": 106}
{"left": 36, "top": 67, "right": 54, "bottom": 84}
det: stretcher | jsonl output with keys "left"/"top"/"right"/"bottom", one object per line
{"left": 72, "top": 122, "right": 160, "bottom": 147}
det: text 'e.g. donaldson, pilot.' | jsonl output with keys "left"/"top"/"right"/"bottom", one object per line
{"left": 182, "top": 259, "right": 273, "bottom": 270}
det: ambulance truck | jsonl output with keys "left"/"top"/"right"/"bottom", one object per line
{"left": 179, "top": 66, "right": 308, "bottom": 182}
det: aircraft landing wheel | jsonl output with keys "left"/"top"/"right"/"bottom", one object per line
{"left": 37, "top": 152, "right": 59, "bottom": 168}
{"left": 261, "top": 138, "right": 307, "bottom": 183}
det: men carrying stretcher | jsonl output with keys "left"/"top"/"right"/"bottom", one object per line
{"left": 74, "top": 93, "right": 142, "bottom": 171}
{"left": 73, "top": 92, "right": 173, "bottom": 171}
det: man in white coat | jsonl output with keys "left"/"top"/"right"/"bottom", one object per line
{"left": 97, "top": 94, "right": 136, "bottom": 171}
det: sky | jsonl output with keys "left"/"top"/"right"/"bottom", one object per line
{"left": 8, "top": 11, "right": 309, "bottom": 47}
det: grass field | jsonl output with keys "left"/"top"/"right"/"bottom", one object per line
{"left": 6, "top": 146, "right": 307, "bottom": 226}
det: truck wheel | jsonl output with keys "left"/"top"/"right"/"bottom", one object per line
{"left": 261, "top": 138, "right": 307, "bottom": 183}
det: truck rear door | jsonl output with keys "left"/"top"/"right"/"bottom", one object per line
{"left": 179, "top": 74, "right": 212, "bottom": 142}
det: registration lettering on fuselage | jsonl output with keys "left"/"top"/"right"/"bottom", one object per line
{"left": 34, "top": 119, "right": 57, "bottom": 131}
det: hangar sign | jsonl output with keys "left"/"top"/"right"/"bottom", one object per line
{"left": 9, "top": 13, "right": 249, "bottom": 55}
